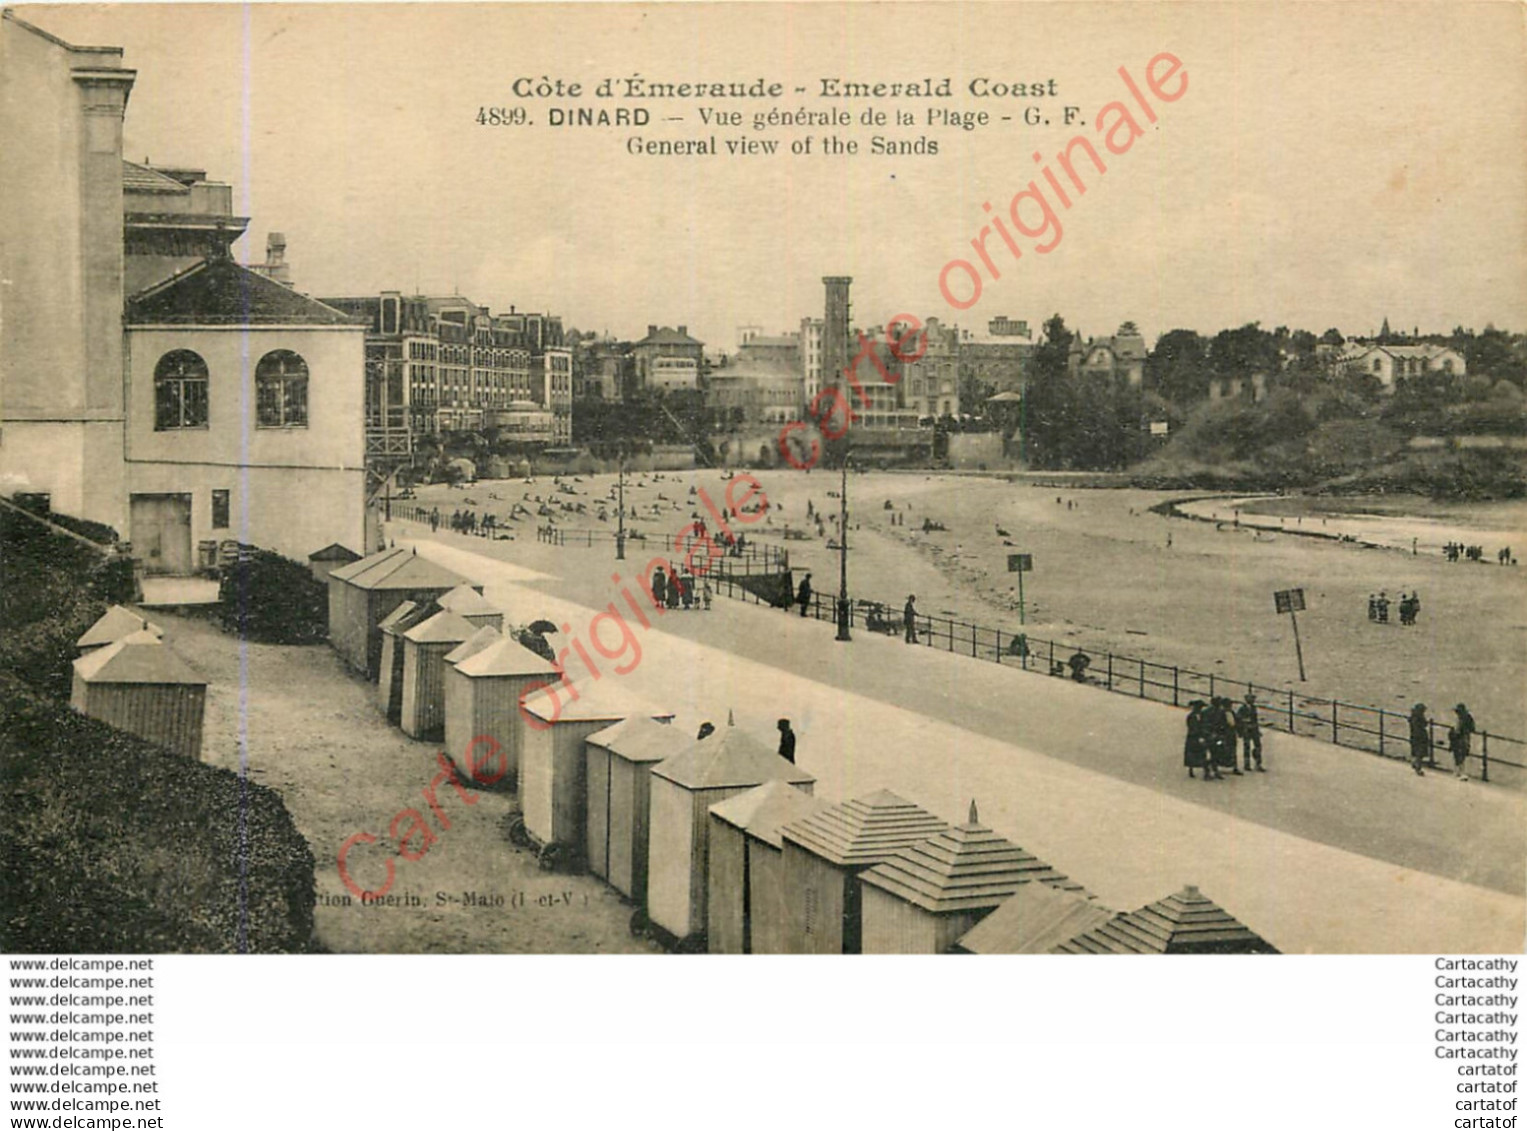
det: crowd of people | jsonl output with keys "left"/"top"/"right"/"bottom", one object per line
{"left": 650, "top": 563, "right": 713, "bottom": 612}
{"left": 1183, "top": 693, "right": 1265, "bottom": 780}
{"left": 1444, "top": 541, "right": 1513, "bottom": 565}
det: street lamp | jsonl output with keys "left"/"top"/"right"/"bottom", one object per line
{"left": 835, "top": 452, "right": 852, "bottom": 642}
{"left": 615, "top": 450, "right": 626, "bottom": 561}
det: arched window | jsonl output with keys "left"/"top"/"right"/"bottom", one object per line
{"left": 256, "top": 350, "right": 309, "bottom": 428}
{"left": 154, "top": 350, "right": 209, "bottom": 430}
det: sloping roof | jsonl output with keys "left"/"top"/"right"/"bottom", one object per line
{"left": 329, "top": 547, "right": 470, "bottom": 592}
{"left": 309, "top": 543, "right": 362, "bottom": 563}
{"left": 954, "top": 882, "right": 1116, "bottom": 955}
{"left": 1054, "top": 885, "right": 1278, "bottom": 955}
{"left": 124, "top": 256, "right": 358, "bottom": 326}
{"left": 520, "top": 678, "right": 672, "bottom": 726}
{"left": 73, "top": 634, "right": 206, "bottom": 686}
{"left": 402, "top": 609, "right": 478, "bottom": 645}
{"left": 121, "top": 160, "right": 190, "bottom": 195}
{"left": 779, "top": 789, "right": 948, "bottom": 868}
{"left": 437, "top": 584, "right": 497, "bottom": 617}
{"left": 454, "top": 636, "right": 560, "bottom": 680}
{"left": 858, "top": 808, "right": 1083, "bottom": 914}
{"left": 77, "top": 605, "right": 163, "bottom": 649}
{"left": 377, "top": 600, "right": 423, "bottom": 635}
{"left": 635, "top": 325, "right": 704, "bottom": 348}
{"left": 444, "top": 625, "right": 501, "bottom": 665}
{"left": 710, "top": 780, "right": 826, "bottom": 849}
{"left": 586, "top": 716, "right": 689, "bottom": 765}
{"left": 650, "top": 728, "right": 814, "bottom": 792}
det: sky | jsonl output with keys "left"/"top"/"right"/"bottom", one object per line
{"left": 21, "top": 1, "right": 1527, "bottom": 351}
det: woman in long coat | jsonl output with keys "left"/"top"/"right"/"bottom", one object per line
{"left": 1210, "top": 697, "right": 1241, "bottom": 775}
{"left": 1408, "top": 703, "right": 1431, "bottom": 776}
{"left": 1184, "top": 702, "right": 1213, "bottom": 779}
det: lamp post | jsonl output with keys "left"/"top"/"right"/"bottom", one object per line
{"left": 615, "top": 451, "right": 626, "bottom": 561}
{"left": 835, "top": 452, "right": 852, "bottom": 642}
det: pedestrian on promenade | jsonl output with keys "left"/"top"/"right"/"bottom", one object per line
{"left": 797, "top": 572, "right": 813, "bottom": 618}
{"left": 777, "top": 718, "right": 797, "bottom": 764}
{"left": 1185, "top": 701, "right": 1213, "bottom": 779}
{"left": 652, "top": 566, "right": 669, "bottom": 610}
{"left": 1449, "top": 703, "right": 1477, "bottom": 781}
{"left": 1211, "top": 697, "right": 1242, "bottom": 776}
{"left": 666, "top": 565, "right": 682, "bottom": 610}
{"left": 701, "top": 579, "right": 713, "bottom": 611}
{"left": 1236, "top": 692, "right": 1265, "bottom": 771}
{"left": 430, "top": 507, "right": 440, "bottom": 532}
{"left": 680, "top": 571, "right": 694, "bottom": 610}
{"left": 903, "top": 595, "right": 919, "bottom": 644}
{"left": 1376, "top": 592, "right": 1390, "bottom": 624}
{"left": 1367, "top": 594, "right": 1378, "bottom": 622}
{"left": 1066, "top": 650, "right": 1091, "bottom": 683}
{"left": 1408, "top": 703, "right": 1432, "bottom": 776}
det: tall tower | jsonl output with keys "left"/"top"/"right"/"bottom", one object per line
{"left": 822, "top": 276, "right": 853, "bottom": 395}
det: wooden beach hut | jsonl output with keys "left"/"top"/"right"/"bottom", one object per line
{"left": 444, "top": 635, "right": 560, "bottom": 789}
{"left": 70, "top": 631, "right": 207, "bottom": 759}
{"left": 376, "top": 601, "right": 432, "bottom": 722}
{"left": 953, "top": 881, "right": 1116, "bottom": 955}
{"left": 707, "top": 780, "right": 825, "bottom": 954}
{"left": 307, "top": 542, "right": 361, "bottom": 584}
{"left": 646, "top": 729, "right": 815, "bottom": 947}
{"left": 326, "top": 546, "right": 469, "bottom": 678}
{"left": 436, "top": 584, "right": 503, "bottom": 631}
{"left": 399, "top": 609, "right": 478, "bottom": 740}
{"left": 76, "top": 605, "right": 163, "bottom": 653}
{"left": 518, "top": 680, "right": 673, "bottom": 863}
{"left": 858, "top": 802, "right": 1085, "bottom": 955}
{"left": 776, "top": 789, "right": 949, "bottom": 955}
{"left": 584, "top": 716, "right": 690, "bottom": 903}
{"left": 1052, "top": 885, "right": 1279, "bottom": 954}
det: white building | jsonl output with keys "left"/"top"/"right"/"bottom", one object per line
{"left": 1338, "top": 344, "right": 1466, "bottom": 392}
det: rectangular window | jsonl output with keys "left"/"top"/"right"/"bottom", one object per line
{"left": 211, "top": 490, "right": 230, "bottom": 529}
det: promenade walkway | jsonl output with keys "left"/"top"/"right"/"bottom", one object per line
{"left": 396, "top": 522, "right": 1526, "bottom": 953}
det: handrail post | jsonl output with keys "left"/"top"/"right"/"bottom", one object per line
{"left": 1378, "top": 710, "right": 1385, "bottom": 757}
{"left": 1481, "top": 733, "right": 1490, "bottom": 783}
{"left": 1332, "top": 701, "right": 1339, "bottom": 745}
{"left": 995, "top": 628, "right": 1002, "bottom": 664}
{"left": 1287, "top": 690, "right": 1294, "bottom": 734}
{"left": 1106, "top": 653, "right": 1113, "bottom": 690}
{"left": 1172, "top": 667, "right": 1179, "bottom": 707}
{"left": 1139, "top": 659, "right": 1146, "bottom": 698}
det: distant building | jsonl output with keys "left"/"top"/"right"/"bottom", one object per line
{"left": 1069, "top": 322, "right": 1147, "bottom": 386}
{"left": 899, "top": 316, "right": 961, "bottom": 419}
{"left": 574, "top": 337, "right": 629, "bottom": 401}
{"left": 958, "top": 319, "right": 1033, "bottom": 396}
{"left": 799, "top": 317, "right": 825, "bottom": 402}
{"left": 632, "top": 325, "right": 705, "bottom": 391}
{"left": 1337, "top": 343, "right": 1465, "bottom": 392}
{"left": 1208, "top": 372, "right": 1269, "bottom": 403}
{"left": 706, "top": 357, "right": 804, "bottom": 425}
{"left": 535, "top": 347, "right": 574, "bottom": 444}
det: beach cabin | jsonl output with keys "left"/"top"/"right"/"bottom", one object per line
{"left": 70, "top": 631, "right": 207, "bottom": 759}
{"left": 646, "top": 729, "right": 815, "bottom": 947}
{"left": 76, "top": 605, "right": 163, "bottom": 653}
{"left": 953, "top": 882, "right": 1116, "bottom": 955}
{"left": 443, "top": 635, "right": 560, "bottom": 789}
{"left": 1052, "top": 885, "right": 1279, "bottom": 954}
{"left": 707, "top": 780, "right": 825, "bottom": 955}
{"left": 399, "top": 609, "right": 478, "bottom": 740}
{"left": 858, "top": 803, "right": 1084, "bottom": 954}
{"left": 307, "top": 542, "right": 361, "bottom": 585}
{"left": 776, "top": 789, "right": 949, "bottom": 955}
{"left": 326, "top": 546, "right": 469, "bottom": 678}
{"left": 376, "top": 601, "right": 431, "bottom": 722}
{"left": 519, "top": 681, "right": 673, "bottom": 860}
{"left": 437, "top": 584, "right": 504, "bottom": 631}
{"left": 585, "top": 716, "right": 690, "bottom": 903}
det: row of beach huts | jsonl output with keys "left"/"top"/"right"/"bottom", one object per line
{"left": 318, "top": 544, "right": 1281, "bottom": 955}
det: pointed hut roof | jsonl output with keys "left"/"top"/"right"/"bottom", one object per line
{"left": 519, "top": 678, "right": 672, "bottom": 726}
{"left": 778, "top": 788, "right": 949, "bottom": 867}
{"left": 378, "top": 599, "right": 425, "bottom": 635}
{"left": 73, "top": 634, "right": 206, "bottom": 685}
{"left": 77, "top": 605, "right": 164, "bottom": 649}
{"left": 710, "top": 780, "right": 826, "bottom": 849}
{"left": 330, "top": 546, "right": 468, "bottom": 591}
{"left": 445, "top": 625, "right": 501, "bottom": 665}
{"left": 402, "top": 608, "right": 478, "bottom": 645}
{"left": 453, "top": 635, "right": 560, "bottom": 679}
{"left": 586, "top": 716, "right": 688, "bottom": 765}
{"left": 651, "top": 728, "right": 814, "bottom": 792}
{"left": 437, "top": 584, "right": 498, "bottom": 617}
{"left": 308, "top": 542, "right": 361, "bottom": 563}
{"left": 1053, "top": 885, "right": 1278, "bottom": 955}
{"left": 954, "top": 882, "right": 1115, "bottom": 955}
{"left": 858, "top": 810, "right": 1082, "bottom": 914}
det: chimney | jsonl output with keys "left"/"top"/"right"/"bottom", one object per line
{"left": 648, "top": 324, "right": 658, "bottom": 338}
{"left": 266, "top": 232, "right": 286, "bottom": 265}
{"left": 678, "top": 325, "right": 688, "bottom": 336}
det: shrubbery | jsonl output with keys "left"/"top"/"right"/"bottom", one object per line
{"left": 218, "top": 550, "right": 327, "bottom": 644}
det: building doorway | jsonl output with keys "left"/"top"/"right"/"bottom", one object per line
{"left": 130, "top": 493, "right": 193, "bottom": 576}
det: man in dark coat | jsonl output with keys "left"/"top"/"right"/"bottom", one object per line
{"left": 651, "top": 566, "right": 669, "bottom": 610}
{"left": 1210, "top": 697, "right": 1242, "bottom": 775}
{"left": 1067, "top": 650, "right": 1091, "bottom": 683}
{"left": 903, "top": 595, "right": 919, "bottom": 644}
{"left": 1408, "top": 703, "right": 1431, "bottom": 776}
{"left": 777, "top": 718, "right": 797, "bottom": 764}
{"left": 1184, "top": 701, "right": 1213, "bottom": 779}
{"left": 796, "top": 573, "right": 813, "bottom": 618}
{"left": 1449, "top": 703, "right": 1476, "bottom": 781}
{"left": 1236, "top": 692, "right": 1264, "bottom": 771}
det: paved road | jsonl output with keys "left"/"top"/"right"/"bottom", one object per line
{"left": 397, "top": 522, "right": 1527, "bottom": 954}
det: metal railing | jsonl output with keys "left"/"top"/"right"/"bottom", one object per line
{"left": 711, "top": 571, "right": 1524, "bottom": 783}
